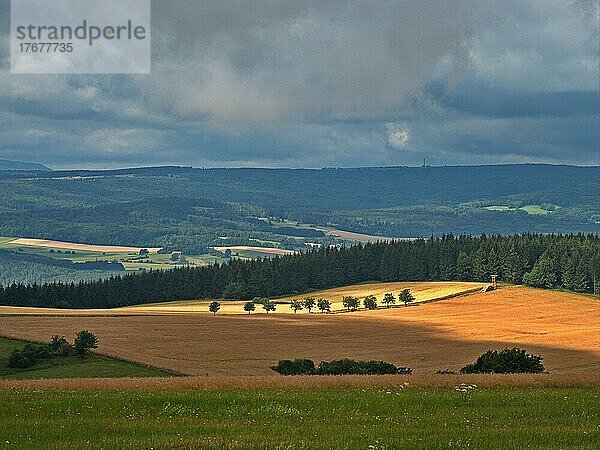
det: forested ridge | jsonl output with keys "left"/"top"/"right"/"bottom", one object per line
{"left": 1, "top": 165, "right": 598, "bottom": 250}
{"left": 1, "top": 234, "right": 597, "bottom": 309}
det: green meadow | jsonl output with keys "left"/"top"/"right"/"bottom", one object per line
{"left": 0, "top": 387, "right": 597, "bottom": 449}
{"left": 0, "top": 337, "right": 173, "bottom": 380}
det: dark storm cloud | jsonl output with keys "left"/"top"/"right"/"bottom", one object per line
{"left": 426, "top": 83, "right": 599, "bottom": 119}
{"left": 0, "top": 0, "right": 597, "bottom": 168}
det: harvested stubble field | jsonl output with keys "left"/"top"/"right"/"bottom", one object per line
{"left": 6, "top": 238, "right": 162, "bottom": 253}
{"left": 0, "top": 286, "right": 597, "bottom": 378}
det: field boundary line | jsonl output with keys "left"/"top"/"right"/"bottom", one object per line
{"left": 1, "top": 373, "right": 599, "bottom": 391}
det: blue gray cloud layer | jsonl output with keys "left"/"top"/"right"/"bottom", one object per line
{"left": 0, "top": 0, "right": 598, "bottom": 168}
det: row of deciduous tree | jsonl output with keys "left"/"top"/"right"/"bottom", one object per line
{"left": 0, "top": 234, "right": 597, "bottom": 308}
{"left": 210, "top": 290, "right": 414, "bottom": 315}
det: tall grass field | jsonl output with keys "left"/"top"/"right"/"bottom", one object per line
{"left": 0, "top": 387, "right": 597, "bottom": 449}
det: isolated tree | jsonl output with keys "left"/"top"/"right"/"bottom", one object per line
{"left": 399, "top": 289, "right": 415, "bottom": 306}
{"left": 73, "top": 330, "right": 98, "bottom": 357}
{"left": 263, "top": 300, "right": 276, "bottom": 313}
{"left": 209, "top": 301, "right": 221, "bottom": 315}
{"left": 317, "top": 298, "right": 331, "bottom": 313}
{"left": 290, "top": 300, "right": 303, "bottom": 313}
{"left": 363, "top": 295, "right": 377, "bottom": 310}
{"left": 342, "top": 296, "right": 360, "bottom": 311}
{"left": 243, "top": 302, "right": 256, "bottom": 314}
{"left": 382, "top": 293, "right": 396, "bottom": 308}
{"left": 303, "top": 297, "right": 316, "bottom": 314}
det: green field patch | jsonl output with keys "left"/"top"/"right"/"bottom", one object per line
{"left": 519, "top": 204, "right": 551, "bottom": 215}
{"left": 485, "top": 205, "right": 514, "bottom": 212}
{"left": 485, "top": 204, "right": 553, "bottom": 215}
{"left": 0, "top": 387, "right": 597, "bottom": 448}
{"left": 187, "top": 254, "right": 229, "bottom": 265}
{"left": 0, "top": 337, "right": 173, "bottom": 380}
{"left": 0, "top": 237, "right": 16, "bottom": 246}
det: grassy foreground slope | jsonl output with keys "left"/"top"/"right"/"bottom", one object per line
{"left": 0, "top": 337, "right": 172, "bottom": 380}
{"left": 0, "top": 387, "right": 598, "bottom": 449}
{"left": 0, "top": 286, "right": 597, "bottom": 376}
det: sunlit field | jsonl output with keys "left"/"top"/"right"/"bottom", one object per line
{"left": 0, "top": 286, "right": 597, "bottom": 376}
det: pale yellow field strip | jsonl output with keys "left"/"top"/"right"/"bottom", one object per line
{"left": 325, "top": 229, "right": 396, "bottom": 242}
{"left": 0, "top": 282, "right": 483, "bottom": 316}
{"left": 10, "top": 238, "right": 162, "bottom": 253}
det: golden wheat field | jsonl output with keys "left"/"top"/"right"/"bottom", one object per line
{"left": 0, "top": 285, "right": 597, "bottom": 377}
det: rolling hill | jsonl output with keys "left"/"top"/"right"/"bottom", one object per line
{"left": 0, "top": 285, "right": 597, "bottom": 376}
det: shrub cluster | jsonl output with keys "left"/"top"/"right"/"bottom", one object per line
{"left": 270, "top": 359, "right": 316, "bottom": 375}
{"left": 271, "top": 358, "right": 412, "bottom": 376}
{"left": 460, "top": 347, "right": 545, "bottom": 374}
{"left": 8, "top": 343, "right": 51, "bottom": 369}
{"left": 7, "top": 331, "right": 99, "bottom": 369}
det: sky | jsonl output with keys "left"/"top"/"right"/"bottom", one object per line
{"left": 0, "top": 0, "right": 598, "bottom": 169}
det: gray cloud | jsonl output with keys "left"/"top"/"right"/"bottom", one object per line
{"left": 0, "top": 0, "right": 597, "bottom": 168}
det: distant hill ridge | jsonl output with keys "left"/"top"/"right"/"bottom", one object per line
{"left": 11, "top": 163, "right": 596, "bottom": 210}
{"left": 0, "top": 163, "right": 597, "bottom": 241}
{"left": 0, "top": 159, "right": 51, "bottom": 171}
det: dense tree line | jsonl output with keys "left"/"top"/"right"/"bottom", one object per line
{"left": 0, "top": 234, "right": 597, "bottom": 308}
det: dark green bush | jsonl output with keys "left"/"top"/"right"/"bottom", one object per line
{"left": 460, "top": 348, "right": 545, "bottom": 374}
{"left": 7, "top": 343, "right": 50, "bottom": 369}
{"left": 317, "top": 359, "right": 405, "bottom": 375}
{"left": 272, "top": 358, "right": 412, "bottom": 375}
{"left": 5, "top": 331, "right": 99, "bottom": 370}
{"left": 7, "top": 350, "right": 34, "bottom": 368}
{"left": 271, "top": 358, "right": 412, "bottom": 376}
{"left": 271, "top": 359, "right": 316, "bottom": 375}
{"left": 73, "top": 330, "right": 99, "bottom": 356}
{"left": 48, "top": 336, "right": 72, "bottom": 356}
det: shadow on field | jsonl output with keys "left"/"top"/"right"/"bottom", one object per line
{"left": 0, "top": 310, "right": 597, "bottom": 377}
